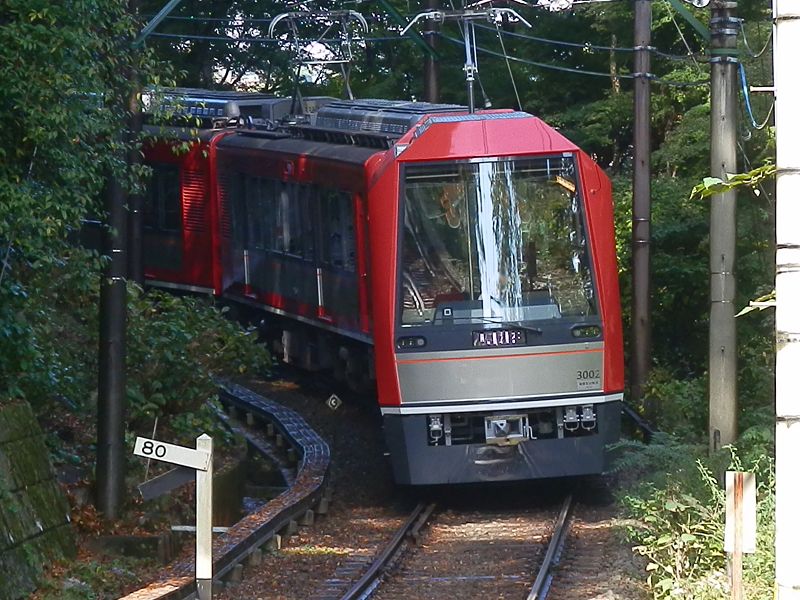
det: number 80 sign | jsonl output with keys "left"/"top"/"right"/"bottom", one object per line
{"left": 133, "top": 436, "right": 211, "bottom": 471}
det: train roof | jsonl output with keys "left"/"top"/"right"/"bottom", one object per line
{"left": 140, "top": 89, "right": 580, "bottom": 158}
{"left": 142, "top": 88, "right": 339, "bottom": 130}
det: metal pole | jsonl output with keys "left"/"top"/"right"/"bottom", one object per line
{"left": 631, "top": 0, "right": 652, "bottom": 411}
{"left": 423, "top": 0, "right": 440, "bottom": 103}
{"left": 464, "top": 21, "right": 476, "bottom": 113}
{"left": 774, "top": 1, "right": 800, "bottom": 597}
{"left": 196, "top": 434, "right": 214, "bottom": 600}
{"left": 96, "top": 171, "right": 128, "bottom": 519}
{"left": 708, "top": 0, "right": 738, "bottom": 453}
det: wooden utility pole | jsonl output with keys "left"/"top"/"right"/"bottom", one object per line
{"left": 423, "top": 0, "right": 440, "bottom": 103}
{"left": 773, "top": 1, "right": 800, "bottom": 596}
{"left": 96, "top": 166, "right": 128, "bottom": 520}
{"left": 96, "top": 0, "right": 184, "bottom": 519}
{"left": 127, "top": 77, "right": 145, "bottom": 287}
{"left": 708, "top": 0, "right": 738, "bottom": 453}
{"left": 631, "top": 0, "right": 652, "bottom": 410}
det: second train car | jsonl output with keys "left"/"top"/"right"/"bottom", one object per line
{"left": 141, "top": 90, "right": 624, "bottom": 484}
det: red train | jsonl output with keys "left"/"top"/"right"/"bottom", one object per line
{"left": 141, "top": 89, "right": 623, "bottom": 485}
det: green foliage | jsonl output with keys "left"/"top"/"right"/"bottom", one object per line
{"left": 644, "top": 368, "right": 708, "bottom": 441}
{"left": 617, "top": 439, "right": 775, "bottom": 599}
{"left": 125, "top": 288, "right": 271, "bottom": 436}
{"left": 0, "top": 0, "right": 177, "bottom": 406}
{"left": 2, "top": 244, "right": 270, "bottom": 443}
{"left": 690, "top": 163, "right": 777, "bottom": 201}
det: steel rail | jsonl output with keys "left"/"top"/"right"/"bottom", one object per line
{"left": 338, "top": 502, "right": 436, "bottom": 600}
{"left": 527, "top": 494, "right": 574, "bottom": 600}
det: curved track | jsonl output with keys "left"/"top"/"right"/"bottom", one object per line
{"left": 120, "top": 381, "right": 331, "bottom": 600}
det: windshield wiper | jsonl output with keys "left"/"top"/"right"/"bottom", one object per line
{"left": 504, "top": 321, "right": 543, "bottom": 335}
{"left": 470, "top": 316, "right": 543, "bottom": 336}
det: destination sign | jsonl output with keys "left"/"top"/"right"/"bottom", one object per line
{"left": 472, "top": 329, "right": 526, "bottom": 348}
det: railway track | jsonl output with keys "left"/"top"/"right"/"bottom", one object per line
{"left": 120, "top": 374, "right": 643, "bottom": 600}
{"left": 325, "top": 494, "right": 576, "bottom": 600}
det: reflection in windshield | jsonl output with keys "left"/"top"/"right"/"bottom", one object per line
{"left": 400, "top": 156, "right": 596, "bottom": 326}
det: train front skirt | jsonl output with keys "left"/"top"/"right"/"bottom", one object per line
{"left": 383, "top": 401, "right": 621, "bottom": 485}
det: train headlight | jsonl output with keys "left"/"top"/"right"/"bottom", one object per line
{"left": 571, "top": 325, "right": 602, "bottom": 339}
{"left": 396, "top": 336, "right": 426, "bottom": 350}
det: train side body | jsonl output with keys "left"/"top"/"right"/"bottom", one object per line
{"left": 141, "top": 127, "right": 230, "bottom": 294}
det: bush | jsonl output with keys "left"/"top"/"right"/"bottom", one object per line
{"left": 3, "top": 248, "right": 271, "bottom": 444}
{"left": 617, "top": 439, "right": 775, "bottom": 599}
{"left": 126, "top": 288, "right": 271, "bottom": 440}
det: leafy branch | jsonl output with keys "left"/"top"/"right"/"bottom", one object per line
{"left": 690, "top": 162, "right": 776, "bottom": 200}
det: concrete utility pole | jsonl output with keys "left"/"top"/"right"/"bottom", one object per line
{"left": 630, "top": 0, "right": 652, "bottom": 411}
{"left": 707, "top": 0, "right": 738, "bottom": 453}
{"left": 773, "top": 1, "right": 800, "bottom": 596}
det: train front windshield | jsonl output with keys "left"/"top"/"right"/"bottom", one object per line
{"left": 400, "top": 155, "right": 597, "bottom": 326}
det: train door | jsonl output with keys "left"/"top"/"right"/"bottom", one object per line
{"left": 315, "top": 187, "right": 358, "bottom": 326}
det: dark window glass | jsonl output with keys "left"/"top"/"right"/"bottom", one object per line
{"left": 144, "top": 165, "right": 181, "bottom": 233}
{"left": 234, "top": 176, "right": 314, "bottom": 261}
{"left": 320, "top": 189, "right": 355, "bottom": 271}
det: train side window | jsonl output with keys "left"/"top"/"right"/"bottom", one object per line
{"left": 144, "top": 165, "right": 180, "bottom": 233}
{"left": 320, "top": 189, "right": 355, "bottom": 271}
{"left": 298, "top": 184, "right": 316, "bottom": 260}
{"left": 229, "top": 174, "right": 248, "bottom": 247}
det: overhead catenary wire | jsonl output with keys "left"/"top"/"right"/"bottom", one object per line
{"left": 664, "top": 3, "right": 703, "bottom": 70}
{"left": 472, "top": 22, "right": 705, "bottom": 61}
{"left": 148, "top": 31, "right": 410, "bottom": 44}
{"left": 148, "top": 11, "right": 708, "bottom": 64}
{"left": 494, "top": 21, "right": 523, "bottom": 110}
{"left": 441, "top": 33, "right": 709, "bottom": 85}
{"left": 150, "top": 29, "right": 708, "bottom": 87}
{"left": 740, "top": 23, "right": 772, "bottom": 59}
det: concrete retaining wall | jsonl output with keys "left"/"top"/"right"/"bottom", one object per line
{"left": 0, "top": 402, "right": 75, "bottom": 599}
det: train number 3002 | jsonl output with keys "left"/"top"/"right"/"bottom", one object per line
{"left": 576, "top": 369, "right": 601, "bottom": 381}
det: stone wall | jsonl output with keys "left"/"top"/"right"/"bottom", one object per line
{"left": 0, "top": 402, "right": 75, "bottom": 599}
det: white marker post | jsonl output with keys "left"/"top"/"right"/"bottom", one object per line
{"left": 132, "top": 434, "right": 214, "bottom": 599}
{"left": 195, "top": 434, "right": 213, "bottom": 600}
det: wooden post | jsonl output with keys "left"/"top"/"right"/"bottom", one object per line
{"left": 725, "top": 471, "right": 756, "bottom": 599}
{"left": 731, "top": 471, "right": 743, "bottom": 600}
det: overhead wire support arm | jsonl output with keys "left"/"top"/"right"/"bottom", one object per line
{"left": 134, "top": 0, "right": 184, "bottom": 47}
{"left": 376, "top": 0, "right": 438, "bottom": 58}
{"left": 402, "top": 8, "right": 531, "bottom": 113}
